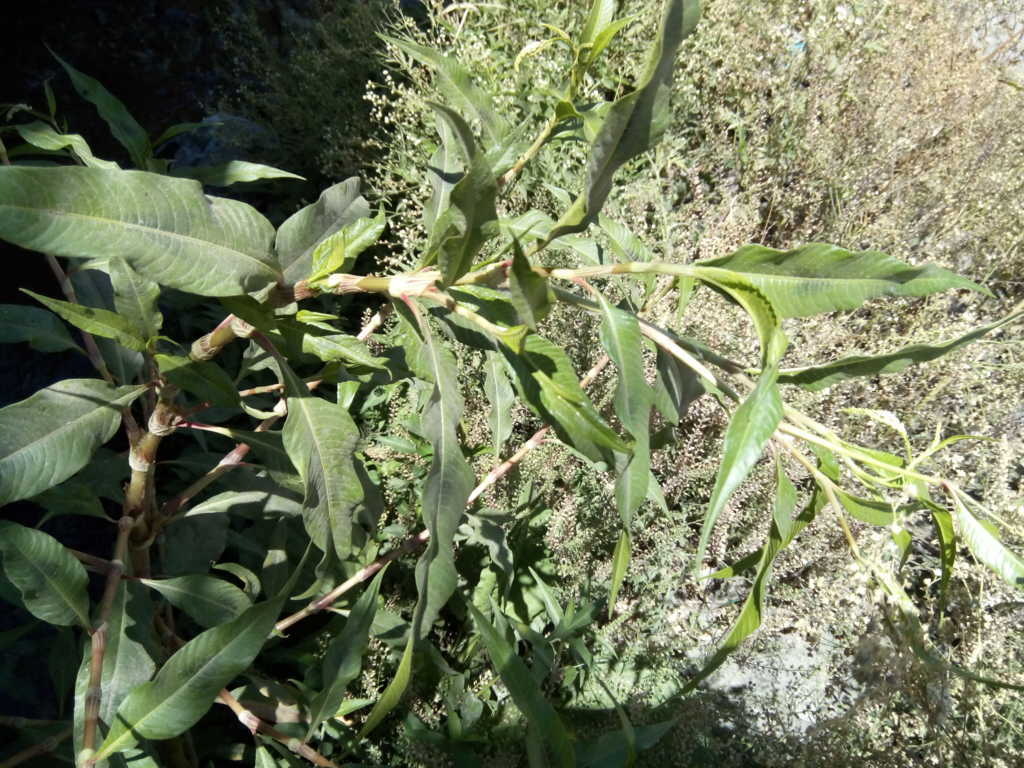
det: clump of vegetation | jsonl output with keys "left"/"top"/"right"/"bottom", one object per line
{"left": 0, "top": 2, "right": 1021, "bottom": 767}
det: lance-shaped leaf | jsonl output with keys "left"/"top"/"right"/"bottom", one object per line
{"left": 307, "top": 209, "right": 386, "bottom": 284}
{"left": 484, "top": 351, "right": 514, "bottom": 458}
{"left": 548, "top": 0, "right": 701, "bottom": 240}
{"left": 306, "top": 567, "right": 386, "bottom": 738}
{"left": 94, "top": 596, "right": 285, "bottom": 760}
{"left": 695, "top": 368, "right": 782, "bottom": 570}
{"left": 0, "top": 303, "right": 81, "bottom": 353}
{"left": 75, "top": 582, "right": 156, "bottom": 730}
{"left": 652, "top": 344, "right": 704, "bottom": 425}
{"left": 423, "top": 109, "right": 462, "bottom": 234}
{"left": 70, "top": 267, "right": 143, "bottom": 384}
{"left": 508, "top": 239, "right": 553, "bottom": 330}
{"left": 504, "top": 334, "right": 627, "bottom": 464}
{"left": 469, "top": 605, "right": 574, "bottom": 768}
{"left": 690, "top": 268, "right": 788, "bottom": 366}
{"left": 685, "top": 461, "right": 796, "bottom": 691}
{"left": 403, "top": 311, "right": 476, "bottom": 640}
{"left": 141, "top": 575, "right": 252, "bottom": 628}
{"left": 23, "top": 288, "right": 147, "bottom": 352}
{"left": 358, "top": 633, "right": 414, "bottom": 738}
{"left": 109, "top": 258, "right": 162, "bottom": 341}
{"left": 950, "top": 493, "right": 1024, "bottom": 590}
{"left": 294, "top": 326, "right": 388, "bottom": 370}
{"left": 278, "top": 357, "right": 363, "bottom": 563}
{"left": 155, "top": 354, "right": 239, "bottom": 408}
{"left": 580, "top": 0, "right": 618, "bottom": 51}
{"left": 697, "top": 243, "right": 988, "bottom": 318}
{"left": 276, "top": 178, "right": 370, "bottom": 284}
{"left": 0, "top": 520, "right": 90, "bottom": 627}
{"left": 51, "top": 51, "right": 150, "bottom": 168}
{"left": 170, "top": 160, "right": 304, "bottom": 187}
{"left": 13, "top": 120, "right": 118, "bottom": 169}
{"left": 778, "top": 309, "right": 1022, "bottom": 391}
{"left": 384, "top": 36, "right": 508, "bottom": 147}
{"left": 0, "top": 378, "right": 145, "bottom": 504}
{"left": 426, "top": 104, "right": 498, "bottom": 286}
{"left": 596, "top": 293, "right": 653, "bottom": 526}
{"left": 0, "top": 166, "right": 280, "bottom": 296}
{"left": 608, "top": 530, "right": 631, "bottom": 613}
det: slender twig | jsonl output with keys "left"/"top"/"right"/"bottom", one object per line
{"left": 499, "top": 113, "right": 559, "bottom": 188}
{"left": 217, "top": 690, "right": 341, "bottom": 768}
{"left": 80, "top": 516, "right": 132, "bottom": 767}
{"left": 69, "top": 548, "right": 115, "bottom": 574}
{"left": 0, "top": 725, "right": 73, "bottom": 768}
{"left": 274, "top": 354, "right": 611, "bottom": 633}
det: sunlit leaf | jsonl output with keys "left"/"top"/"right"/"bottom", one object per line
{"left": 950, "top": 493, "right": 1024, "bottom": 591}
{"left": 306, "top": 567, "right": 386, "bottom": 738}
{"left": 423, "top": 112, "right": 461, "bottom": 234}
{"left": 697, "top": 243, "right": 988, "bottom": 318}
{"left": 141, "top": 575, "right": 252, "bottom": 628}
{"left": 0, "top": 166, "right": 280, "bottom": 296}
{"left": 778, "top": 310, "right": 1022, "bottom": 391}
{"left": 695, "top": 368, "right": 782, "bottom": 569}
{"left": 483, "top": 351, "right": 514, "bottom": 458}
{"left": 155, "top": 354, "right": 239, "bottom": 408}
{"left": 0, "top": 378, "right": 144, "bottom": 503}
{"left": 94, "top": 596, "right": 285, "bottom": 759}
{"left": 170, "top": 160, "right": 304, "bottom": 187}
{"left": 508, "top": 239, "right": 553, "bottom": 330}
{"left": 13, "top": 120, "right": 117, "bottom": 169}
{"left": 307, "top": 209, "right": 386, "bottom": 284}
{"left": 276, "top": 178, "right": 370, "bottom": 284}
{"left": 22, "top": 288, "right": 147, "bottom": 352}
{"left": 0, "top": 520, "right": 90, "bottom": 627}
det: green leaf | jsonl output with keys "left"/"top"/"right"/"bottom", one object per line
{"left": 484, "top": 351, "right": 514, "bottom": 458}
{"left": 155, "top": 354, "right": 240, "bottom": 408}
{"left": 94, "top": 596, "right": 285, "bottom": 760}
{"left": 276, "top": 178, "right": 370, "bottom": 285}
{"left": 690, "top": 268, "right": 788, "bottom": 366}
{"left": 0, "top": 166, "right": 280, "bottom": 296}
{"left": 404, "top": 311, "right": 476, "bottom": 640}
{"left": 295, "top": 326, "right": 388, "bottom": 370}
{"left": 170, "top": 160, "right": 304, "bottom": 187}
{"left": 77, "top": 582, "right": 156, "bottom": 725}
{"left": 13, "top": 120, "right": 117, "bottom": 169}
{"left": 695, "top": 368, "right": 782, "bottom": 569}
{"left": 307, "top": 209, "right": 386, "bottom": 284}
{"left": 596, "top": 293, "right": 653, "bottom": 526}
{"left": 580, "top": 0, "right": 618, "bottom": 50}
{"left": 22, "top": 288, "right": 147, "bottom": 352}
{"left": 152, "top": 122, "right": 202, "bottom": 149}
{"left": 685, "top": 460, "right": 795, "bottom": 690}
{"left": 697, "top": 243, "right": 989, "bottom": 318}
{"left": 778, "top": 310, "right": 1022, "bottom": 391}
{"left": 426, "top": 104, "right": 498, "bottom": 286}
{"left": 109, "top": 258, "right": 162, "bottom": 342}
{"left": 141, "top": 575, "right": 252, "bottom": 628}
{"left": 50, "top": 50, "right": 150, "bottom": 167}
{"left": 423, "top": 112, "right": 461, "bottom": 233}
{"left": 504, "top": 333, "right": 627, "bottom": 464}
{"left": 0, "top": 520, "right": 90, "bottom": 627}
{"left": 70, "top": 267, "right": 143, "bottom": 383}
{"left": 34, "top": 479, "right": 112, "bottom": 526}
{"left": 548, "top": 0, "right": 701, "bottom": 239}
{"left": 358, "top": 633, "right": 414, "bottom": 738}
{"left": 306, "top": 567, "right": 386, "bottom": 738}
{"left": 469, "top": 605, "right": 574, "bottom": 768}
{"left": 652, "top": 344, "right": 703, "bottom": 426}
{"left": 384, "top": 36, "right": 508, "bottom": 147}
{"left": 950, "top": 493, "right": 1024, "bottom": 590}
{"left": 608, "top": 530, "right": 631, "bottom": 616}
{"left": 0, "top": 378, "right": 144, "bottom": 504}
{"left": 508, "top": 239, "right": 553, "bottom": 330}
{"left": 585, "top": 15, "right": 639, "bottom": 68}
{"left": 280, "top": 359, "right": 364, "bottom": 564}
{"left": 0, "top": 303, "right": 81, "bottom": 353}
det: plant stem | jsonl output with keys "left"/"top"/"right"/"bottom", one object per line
{"left": 217, "top": 691, "right": 341, "bottom": 768}
{"left": 0, "top": 725, "right": 73, "bottom": 768}
{"left": 499, "top": 114, "right": 559, "bottom": 188}
{"left": 81, "top": 516, "right": 132, "bottom": 767}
